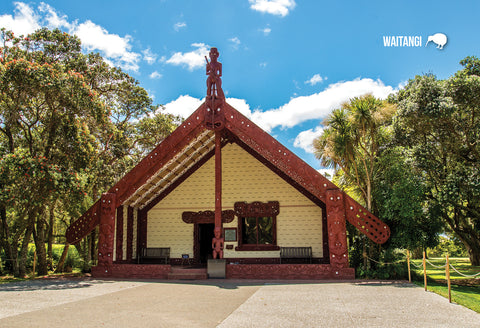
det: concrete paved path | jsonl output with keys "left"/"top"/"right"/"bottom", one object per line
{"left": 0, "top": 279, "right": 478, "bottom": 327}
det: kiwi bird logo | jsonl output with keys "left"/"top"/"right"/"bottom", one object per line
{"left": 426, "top": 33, "right": 447, "bottom": 49}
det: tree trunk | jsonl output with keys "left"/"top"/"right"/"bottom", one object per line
{"left": 0, "top": 205, "right": 15, "bottom": 274}
{"left": 463, "top": 239, "right": 480, "bottom": 266}
{"left": 446, "top": 216, "right": 480, "bottom": 266}
{"left": 47, "top": 205, "right": 55, "bottom": 270}
{"left": 54, "top": 243, "right": 69, "bottom": 273}
{"left": 17, "top": 223, "right": 33, "bottom": 278}
{"left": 33, "top": 213, "right": 49, "bottom": 276}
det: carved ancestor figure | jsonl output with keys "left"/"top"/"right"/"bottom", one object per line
{"left": 206, "top": 47, "right": 225, "bottom": 100}
{"left": 212, "top": 227, "right": 224, "bottom": 259}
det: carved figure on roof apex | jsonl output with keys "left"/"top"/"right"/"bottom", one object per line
{"left": 206, "top": 47, "right": 224, "bottom": 100}
{"left": 204, "top": 47, "right": 226, "bottom": 130}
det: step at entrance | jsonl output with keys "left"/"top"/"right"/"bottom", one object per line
{"left": 168, "top": 267, "right": 208, "bottom": 280}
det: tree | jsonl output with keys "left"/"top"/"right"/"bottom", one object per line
{"left": 395, "top": 58, "right": 480, "bottom": 265}
{"left": 372, "top": 146, "right": 442, "bottom": 251}
{"left": 0, "top": 28, "right": 178, "bottom": 276}
{"left": 314, "top": 94, "right": 395, "bottom": 211}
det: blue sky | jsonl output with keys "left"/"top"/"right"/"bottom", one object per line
{"left": 1, "top": 0, "right": 479, "bottom": 175}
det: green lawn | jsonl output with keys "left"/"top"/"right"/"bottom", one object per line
{"left": 411, "top": 257, "right": 480, "bottom": 313}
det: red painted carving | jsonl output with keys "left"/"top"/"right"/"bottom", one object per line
{"left": 212, "top": 227, "right": 224, "bottom": 259}
{"left": 115, "top": 206, "right": 123, "bottom": 262}
{"left": 204, "top": 48, "right": 225, "bottom": 130}
{"left": 126, "top": 206, "right": 134, "bottom": 260}
{"left": 92, "top": 264, "right": 171, "bottom": 279}
{"left": 65, "top": 201, "right": 100, "bottom": 244}
{"left": 97, "top": 193, "right": 116, "bottom": 275}
{"left": 214, "top": 131, "right": 223, "bottom": 259}
{"left": 326, "top": 189, "right": 348, "bottom": 268}
{"left": 137, "top": 209, "right": 148, "bottom": 256}
{"left": 182, "top": 210, "right": 235, "bottom": 224}
{"left": 226, "top": 264, "right": 354, "bottom": 280}
{"left": 234, "top": 201, "right": 280, "bottom": 217}
{"left": 344, "top": 195, "right": 390, "bottom": 244}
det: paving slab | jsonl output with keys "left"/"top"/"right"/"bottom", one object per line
{"left": 0, "top": 279, "right": 478, "bottom": 328}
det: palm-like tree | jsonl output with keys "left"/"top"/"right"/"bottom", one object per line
{"left": 313, "top": 94, "right": 394, "bottom": 211}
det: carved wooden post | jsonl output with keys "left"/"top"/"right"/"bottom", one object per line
{"left": 97, "top": 193, "right": 116, "bottom": 276}
{"left": 115, "top": 206, "right": 123, "bottom": 262}
{"left": 325, "top": 189, "right": 348, "bottom": 269}
{"left": 214, "top": 131, "right": 223, "bottom": 258}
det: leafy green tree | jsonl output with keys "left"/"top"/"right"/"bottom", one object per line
{"left": 0, "top": 28, "right": 178, "bottom": 276}
{"left": 314, "top": 94, "right": 394, "bottom": 211}
{"left": 373, "top": 146, "right": 441, "bottom": 250}
{"left": 395, "top": 58, "right": 480, "bottom": 265}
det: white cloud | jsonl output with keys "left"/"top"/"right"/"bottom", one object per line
{"left": 166, "top": 43, "right": 210, "bottom": 71}
{"left": 0, "top": 2, "right": 144, "bottom": 72}
{"left": 249, "top": 0, "right": 296, "bottom": 17}
{"left": 293, "top": 126, "right": 324, "bottom": 153}
{"left": 305, "top": 74, "right": 325, "bottom": 86}
{"left": 259, "top": 62, "right": 267, "bottom": 68}
{"left": 229, "top": 37, "right": 241, "bottom": 50}
{"left": 174, "top": 21, "right": 187, "bottom": 31}
{"left": 317, "top": 168, "right": 335, "bottom": 180}
{"left": 143, "top": 48, "right": 157, "bottom": 64}
{"left": 225, "top": 98, "right": 252, "bottom": 117}
{"left": 250, "top": 78, "right": 395, "bottom": 132}
{"left": 163, "top": 95, "right": 204, "bottom": 118}
{"left": 0, "top": 2, "right": 40, "bottom": 36}
{"left": 73, "top": 20, "right": 140, "bottom": 71}
{"left": 39, "top": 2, "right": 71, "bottom": 30}
{"left": 261, "top": 27, "right": 272, "bottom": 35}
{"left": 149, "top": 71, "right": 162, "bottom": 79}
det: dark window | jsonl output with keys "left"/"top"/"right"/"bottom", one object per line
{"left": 242, "top": 217, "right": 274, "bottom": 245}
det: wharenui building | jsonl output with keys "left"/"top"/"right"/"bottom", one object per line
{"left": 66, "top": 48, "right": 390, "bottom": 280}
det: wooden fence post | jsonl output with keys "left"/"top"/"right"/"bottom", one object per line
{"left": 407, "top": 250, "right": 411, "bottom": 283}
{"left": 446, "top": 254, "right": 451, "bottom": 303}
{"left": 423, "top": 250, "right": 427, "bottom": 291}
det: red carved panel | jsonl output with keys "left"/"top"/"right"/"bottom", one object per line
{"left": 92, "top": 264, "right": 171, "bottom": 279}
{"left": 126, "top": 206, "right": 134, "bottom": 260}
{"left": 65, "top": 201, "right": 100, "bottom": 244}
{"left": 182, "top": 210, "right": 234, "bottom": 224}
{"left": 326, "top": 189, "right": 349, "bottom": 269}
{"left": 137, "top": 208, "right": 148, "bottom": 253}
{"left": 115, "top": 206, "right": 123, "bottom": 261}
{"left": 97, "top": 193, "right": 116, "bottom": 276}
{"left": 226, "top": 264, "right": 354, "bottom": 280}
{"left": 344, "top": 195, "right": 390, "bottom": 244}
{"left": 234, "top": 201, "right": 280, "bottom": 217}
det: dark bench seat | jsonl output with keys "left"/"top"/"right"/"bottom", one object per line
{"left": 280, "top": 247, "right": 312, "bottom": 264}
{"left": 138, "top": 247, "right": 170, "bottom": 264}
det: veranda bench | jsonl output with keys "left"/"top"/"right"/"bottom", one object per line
{"left": 138, "top": 247, "right": 170, "bottom": 264}
{"left": 280, "top": 247, "right": 312, "bottom": 264}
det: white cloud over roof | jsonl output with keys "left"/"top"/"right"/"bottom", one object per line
{"left": 293, "top": 126, "right": 324, "bottom": 154}
{"left": 250, "top": 78, "right": 395, "bottom": 132}
{"left": 165, "top": 43, "right": 210, "bottom": 71}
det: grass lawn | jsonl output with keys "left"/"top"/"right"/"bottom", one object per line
{"left": 411, "top": 257, "right": 480, "bottom": 313}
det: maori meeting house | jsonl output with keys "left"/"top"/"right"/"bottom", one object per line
{"left": 66, "top": 48, "right": 390, "bottom": 280}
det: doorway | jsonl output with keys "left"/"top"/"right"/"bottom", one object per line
{"left": 198, "top": 223, "right": 215, "bottom": 264}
